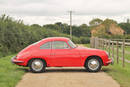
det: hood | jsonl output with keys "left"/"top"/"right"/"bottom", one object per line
{"left": 76, "top": 46, "right": 105, "bottom": 54}
{"left": 75, "top": 46, "right": 107, "bottom": 58}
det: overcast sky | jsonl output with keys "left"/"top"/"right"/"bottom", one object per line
{"left": 0, "top": 0, "right": 130, "bottom": 25}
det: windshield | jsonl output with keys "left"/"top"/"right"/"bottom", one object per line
{"left": 68, "top": 40, "right": 77, "bottom": 48}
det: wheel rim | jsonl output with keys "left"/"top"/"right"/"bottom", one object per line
{"left": 31, "top": 60, "right": 43, "bottom": 71}
{"left": 88, "top": 59, "right": 99, "bottom": 71}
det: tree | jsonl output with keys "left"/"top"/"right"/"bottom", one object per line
{"left": 102, "top": 19, "right": 117, "bottom": 31}
{"left": 31, "top": 24, "right": 42, "bottom": 28}
{"left": 119, "top": 23, "right": 130, "bottom": 34}
{"left": 89, "top": 18, "right": 103, "bottom": 26}
{"left": 102, "top": 19, "right": 117, "bottom": 25}
{"left": 79, "top": 24, "right": 91, "bottom": 37}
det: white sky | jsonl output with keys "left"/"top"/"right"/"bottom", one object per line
{"left": 0, "top": 0, "right": 130, "bottom": 25}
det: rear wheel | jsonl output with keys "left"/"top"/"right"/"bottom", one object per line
{"left": 85, "top": 57, "right": 102, "bottom": 72}
{"left": 29, "top": 59, "right": 46, "bottom": 73}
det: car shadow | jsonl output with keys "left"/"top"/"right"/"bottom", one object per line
{"left": 102, "top": 68, "right": 113, "bottom": 73}
{"left": 46, "top": 68, "right": 86, "bottom": 73}
{"left": 16, "top": 67, "right": 111, "bottom": 73}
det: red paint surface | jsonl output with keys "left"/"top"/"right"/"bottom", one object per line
{"left": 12, "top": 37, "right": 112, "bottom": 67}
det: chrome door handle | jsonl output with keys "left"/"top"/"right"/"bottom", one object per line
{"left": 51, "top": 53, "right": 55, "bottom": 55}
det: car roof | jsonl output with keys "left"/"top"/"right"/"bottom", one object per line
{"left": 42, "top": 37, "right": 70, "bottom": 42}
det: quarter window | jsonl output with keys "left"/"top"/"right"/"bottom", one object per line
{"left": 68, "top": 40, "right": 76, "bottom": 48}
{"left": 40, "top": 42, "right": 51, "bottom": 49}
{"left": 52, "top": 41, "right": 69, "bottom": 49}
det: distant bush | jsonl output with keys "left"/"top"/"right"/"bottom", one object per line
{"left": 124, "top": 34, "right": 130, "bottom": 39}
{"left": 80, "top": 36, "right": 90, "bottom": 44}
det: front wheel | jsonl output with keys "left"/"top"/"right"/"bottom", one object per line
{"left": 85, "top": 57, "right": 102, "bottom": 72}
{"left": 29, "top": 59, "right": 46, "bottom": 73}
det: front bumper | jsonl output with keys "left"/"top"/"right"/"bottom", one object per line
{"left": 106, "top": 58, "right": 114, "bottom": 65}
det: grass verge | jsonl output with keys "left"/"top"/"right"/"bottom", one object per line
{"left": 0, "top": 54, "right": 26, "bottom": 87}
{"left": 83, "top": 44, "right": 130, "bottom": 87}
{"left": 103, "top": 63, "right": 130, "bottom": 87}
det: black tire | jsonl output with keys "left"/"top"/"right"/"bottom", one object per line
{"left": 28, "top": 59, "right": 46, "bottom": 73}
{"left": 85, "top": 57, "right": 102, "bottom": 72}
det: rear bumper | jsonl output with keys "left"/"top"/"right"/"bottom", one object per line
{"left": 11, "top": 56, "right": 25, "bottom": 66}
{"left": 11, "top": 56, "right": 24, "bottom": 63}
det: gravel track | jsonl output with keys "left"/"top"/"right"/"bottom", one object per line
{"left": 16, "top": 67, "right": 120, "bottom": 87}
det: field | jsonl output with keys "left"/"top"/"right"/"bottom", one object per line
{"left": 0, "top": 54, "right": 26, "bottom": 87}
{"left": 83, "top": 44, "right": 130, "bottom": 87}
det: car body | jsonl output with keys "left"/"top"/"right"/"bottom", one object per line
{"left": 11, "top": 37, "right": 112, "bottom": 72}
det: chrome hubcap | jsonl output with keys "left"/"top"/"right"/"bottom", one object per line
{"left": 88, "top": 59, "right": 99, "bottom": 70}
{"left": 32, "top": 60, "right": 43, "bottom": 71}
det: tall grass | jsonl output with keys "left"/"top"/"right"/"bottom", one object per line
{"left": 0, "top": 54, "right": 26, "bottom": 87}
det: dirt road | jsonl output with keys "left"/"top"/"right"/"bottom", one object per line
{"left": 16, "top": 67, "right": 120, "bottom": 87}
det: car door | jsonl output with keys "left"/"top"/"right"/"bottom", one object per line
{"left": 39, "top": 41, "right": 52, "bottom": 64}
{"left": 50, "top": 41, "right": 81, "bottom": 66}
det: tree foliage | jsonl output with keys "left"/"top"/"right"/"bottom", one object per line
{"left": 89, "top": 18, "right": 103, "bottom": 26}
{"left": 0, "top": 15, "right": 91, "bottom": 57}
{"left": 118, "top": 23, "right": 130, "bottom": 34}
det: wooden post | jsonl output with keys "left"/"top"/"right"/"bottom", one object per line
{"left": 97, "top": 38, "right": 100, "bottom": 49}
{"left": 106, "top": 40, "right": 108, "bottom": 51}
{"left": 100, "top": 38, "right": 101, "bottom": 49}
{"left": 94, "top": 37, "right": 96, "bottom": 48}
{"left": 105, "top": 40, "right": 106, "bottom": 50}
{"left": 95, "top": 37, "right": 99, "bottom": 49}
{"left": 112, "top": 42, "right": 114, "bottom": 61}
{"left": 90, "top": 37, "right": 95, "bottom": 48}
{"left": 108, "top": 39, "right": 111, "bottom": 57}
{"left": 99, "top": 38, "right": 101, "bottom": 49}
{"left": 102, "top": 39, "right": 104, "bottom": 50}
{"left": 105, "top": 40, "right": 107, "bottom": 50}
{"left": 116, "top": 41, "right": 119, "bottom": 64}
{"left": 122, "top": 39, "right": 125, "bottom": 67}
{"left": 106, "top": 40, "right": 108, "bottom": 50}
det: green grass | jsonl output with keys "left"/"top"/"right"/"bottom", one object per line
{"left": 82, "top": 44, "right": 130, "bottom": 87}
{"left": 0, "top": 54, "right": 26, "bottom": 87}
{"left": 77, "top": 44, "right": 90, "bottom": 47}
{"left": 82, "top": 44, "right": 90, "bottom": 47}
{"left": 103, "top": 62, "right": 130, "bottom": 87}
{"left": 125, "top": 46, "right": 130, "bottom": 52}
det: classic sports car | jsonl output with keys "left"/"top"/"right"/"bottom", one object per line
{"left": 11, "top": 37, "right": 112, "bottom": 73}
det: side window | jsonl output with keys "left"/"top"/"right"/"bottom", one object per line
{"left": 52, "top": 41, "right": 69, "bottom": 49}
{"left": 40, "top": 42, "right": 51, "bottom": 49}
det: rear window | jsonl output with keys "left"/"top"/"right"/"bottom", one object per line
{"left": 40, "top": 42, "right": 51, "bottom": 49}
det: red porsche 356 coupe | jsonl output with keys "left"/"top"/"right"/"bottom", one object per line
{"left": 12, "top": 37, "right": 112, "bottom": 73}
